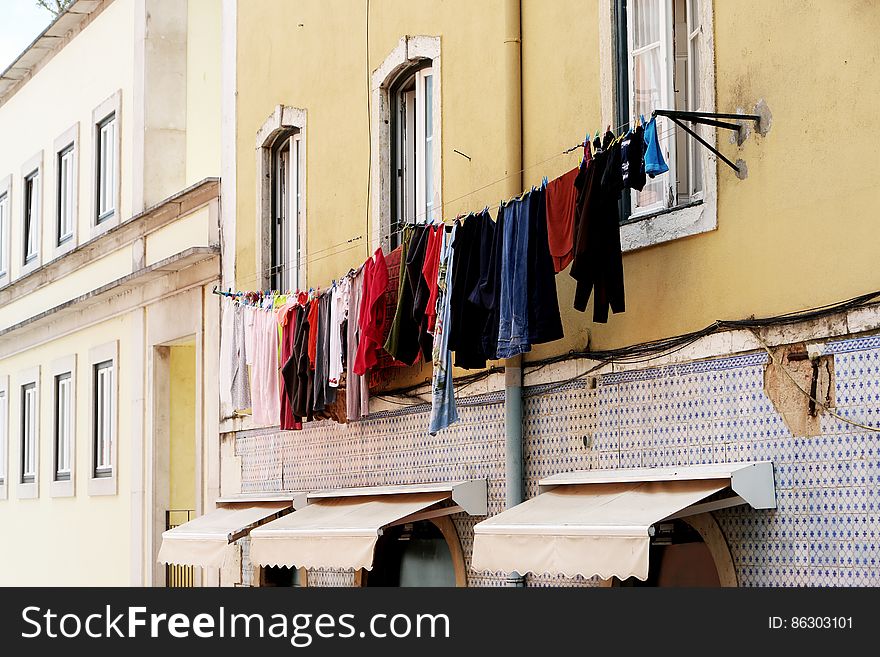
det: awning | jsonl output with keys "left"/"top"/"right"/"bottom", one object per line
{"left": 157, "top": 497, "right": 293, "bottom": 568}
{"left": 250, "top": 480, "right": 487, "bottom": 571}
{"left": 472, "top": 461, "right": 775, "bottom": 581}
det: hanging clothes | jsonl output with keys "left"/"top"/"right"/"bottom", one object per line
{"left": 328, "top": 279, "right": 348, "bottom": 388}
{"left": 621, "top": 124, "right": 646, "bottom": 190}
{"left": 307, "top": 296, "right": 320, "bottom": 370}
{"left": 353, "top": 248, "right": 389, "bottom": 376}
{"left": 468, "top": 205, "right": 501, "bottom": 361}
{"left": 320, "top": 291, "right": 338, "bottom": 409}
{"left": 643, "top": 116, "right": 669, "bottom": 178}
{"left": 570, "top": 135, "right": 626, "bottom": 323}
{"left": 368, "top": 245, "right": 408, "bottom": 388}
{"left": 527, "top": 185, "right": 564, "bottom": 345}
{"left": 250, "top": 306, "right": 281, "bottom": 425}
{"left": 383, "top": 226, "right": 422, "bottom": 366}
{"left": 289, "top": 301, "right": 313, "bottom": 420}
{"left": 421, "top": 225, "right": 444, "bottom": 333}
{"left": 429, "top": 225, "right": 459, "bottom": 435}
{"left": 405, "top": 224, "right": 433, "bottom": 362}
{"left": 448, "top": 211, "right": 492, "bottom": 370}
{"left": 230, "top": 302, "right": 252, "bottom": 411}
{"left": 278, "top": 301, "right": 301, "bottom": 431}
{"left": 312, "top": 293, "right": 328, "bottom": 416}
{"left": 346, "top": 267, "right": 370, "bottom": 420}
{"left": 544, "top": 167, "right": 580, "bottom": 273}
{"left": 496, "top": 195, "right": 531, "bottom": 359}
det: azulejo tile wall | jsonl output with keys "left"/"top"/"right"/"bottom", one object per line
{"left": 234, "top": 337, "right": 880, "bottom": 587}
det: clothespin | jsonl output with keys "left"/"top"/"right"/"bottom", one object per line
{"left": 542, "top": 175, "right": 549, "bottom": 188}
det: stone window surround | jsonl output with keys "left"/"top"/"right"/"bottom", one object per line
{"left": 49, "top": 354, "right": 77, "bottom": 499}
{"left": 0, "top": 174, "right": 11, "bottom": 288}
{"left": 599, "top": 0, "right": 718, "bottom": 253}
{"left": 88, "top": 340, "right": 118, "bottom": 497}
{"left": 370, "top": 35, "right": 442, "bottom": 252}
{"left": 19, "top": 151, "right": 44, "bottom": 278}
{"left": 16, "top": 365, "right": 40, "bottom": 500}
{"left": 52, "top": 123, "right": 81, "bottom": 261}
{"left": 90, "top": 89, "right": 122, "bottom": 241}
{"left": 255, "top": 105, "right": 307, "bottom": 290}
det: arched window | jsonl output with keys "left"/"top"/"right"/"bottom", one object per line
{"left": 256, "top": 105, "right": 307, "bottom": 292}
{"left": 370, "top": 36, "right": 441, "bottom": 252}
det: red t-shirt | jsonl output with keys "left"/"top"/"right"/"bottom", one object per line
{"left": 306, "top": 297, "right": 320, "bottom": 370}
{"left": 354, "top": 248, "right": 390, "bottom": 375}
{"left": 545, "top": 167, "right": 579, "bottom": 273}
{"left": 421, "top": 225, "right": 443, "bottom": 332}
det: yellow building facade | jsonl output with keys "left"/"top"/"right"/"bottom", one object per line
{"left": 214, "top": 0, "right": 880, "bottom": 588}
{"left": 0, "top": 0, "right": 222, "bottom": 586}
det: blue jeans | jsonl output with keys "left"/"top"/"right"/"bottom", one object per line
{"left": 429, "top": 226, "right": 459, "bottom": 434}
{"left": 496, "top": 196, "right": 531, "bottom": 359}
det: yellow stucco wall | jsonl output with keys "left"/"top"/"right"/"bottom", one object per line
{"left": 169, "top": 344, "right": 196, "bottom": 512}
{"left": 0, "top": 0, "right": 135, "bottom": 280}
{"left": 186, "top": 0, "right": 222, "bottom": 186}
{"left": 0, "top": 316, "right": 131, "bottom": 586}
{"left": 234, "top": 0, "right": 880, "bottom": 361}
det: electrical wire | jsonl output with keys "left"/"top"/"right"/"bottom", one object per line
{"left": 372, "top": 289, "right": 880, "bottom": 405}
{"left": 240, "top": 116, "right": 695, "bottom": 289}
{"left": 747, "top": 328, "right": 879, "bottom": 433}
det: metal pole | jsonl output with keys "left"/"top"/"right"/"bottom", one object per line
{"left": 504, "top": 353, "right": 525, "bottom": 587}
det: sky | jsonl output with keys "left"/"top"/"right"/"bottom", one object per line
{"left": 0, "top": 0, "right": 56, "bottom": 72}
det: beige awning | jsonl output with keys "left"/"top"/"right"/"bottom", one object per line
{"left": 158, "top": 500, "right": 292, "bottom": 568}
{"left": 472, "top": 462, "right": 776, "bottom": 581}
{"left": 250, "top": 480, "right": 487, "bottom": 570}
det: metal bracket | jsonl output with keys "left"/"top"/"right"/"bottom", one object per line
{"left": 652, "top": 109, "right": 761, "bottom": 175}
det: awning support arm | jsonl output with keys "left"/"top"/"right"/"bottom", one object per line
{"left": 661, "top": 495, "right": 747, "bottom": 521}
{"left": 386, "top": 505, "right": 464, "bottom": 529}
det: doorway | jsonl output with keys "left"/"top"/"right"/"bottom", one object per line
{"left": 358, "top": 517, "right": 466, "bottom": 587}
{"left": 616, "top": 517, "right": 732, "bottom": 587}
{"left": 152, "top": 340, "right": 198, "bottom": 586}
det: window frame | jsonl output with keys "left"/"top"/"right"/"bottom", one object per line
{"left": 20, "top": 151, "right": 43, "bottom": 277}
{"left": 606, "top": 0, "right": 717, "bottom": 252}
{"left": 389, "top": 63, "right": 434, "bottom": 249}
{"left": 50, "top": 355, "right": 76, "bottom": 498}
{"left": 17, "top": 366, "right": 39, "bottom": 500}
{"left": 0, "top": 175, "right": 11, "bottom": 286}
{"left": 95, "top": 113, "right": 117, "bottom": 224}
{"left": 0, "top": 375, "right": 8, "bottom": 501}
{"left": 88, "top": 341, "right": 118, "bottom": 496}
{"left": 90, "top": 90, "right": 122, "bottom": 239}
{"left": 269, "top": 129, "right": 305, "bottom": 292}
{"left": 54, "top": 123, "right": 79, "bottom": 258}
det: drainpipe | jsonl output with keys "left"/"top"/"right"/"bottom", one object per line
{"left": 502, "top": 0, "right": 524, "bottom": 588}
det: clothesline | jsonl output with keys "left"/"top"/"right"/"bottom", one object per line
{"left": 236, "top": 120, "right": 687, "bottom": 291}
{"left": 221, "top": 113, "right": 669, "bottom": 438}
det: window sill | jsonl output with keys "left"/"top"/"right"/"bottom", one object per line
{"left": 90, "top": 211, "right": 118, "bottom": 241}
{"left": 20, "top": 255, "right": 41, "bottom": 278}
{"left": 50, "top": 478, "right": 75, "bottom": 498}
{"left": 619, "top": 197, "right": 716, "bottom": 253}
{"left": 88, "top": 473, "right": 116, "bottom": 496}
{"left": 53, "top": 234, "right": 77, "bottom": 261}
{"left": 17, "top": 480, "right": 38, "bottom": 499}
